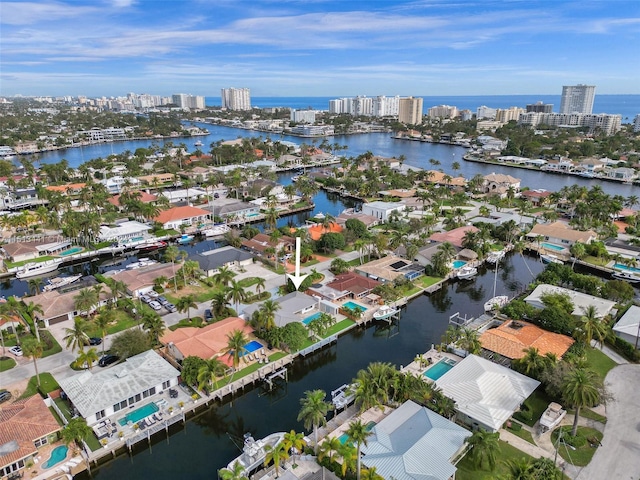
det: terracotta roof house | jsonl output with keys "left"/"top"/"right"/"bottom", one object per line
{"left": 138, "top": 173, "right": 175, "bottom": 185}
{"left": 520, "top": 189, "right": 552, "bottom": 206}
{"left": 0, "top": 395, "right": 62, "bottom": 478}
{"left": 44, "top": 183, "right": 86, "bottom": 195}
{"left": 425, "top": 170, "right": 467, "bottom": 188}
{"left": 28, "top": 288, "right": 111, "bottom": 327}
{"left": 307, "top": 222, "right": 343, "bottom": 241}
{"left": 335, "top": 210, "right": 380, "bottom": 228}
{"left": 429, "top": 226, "right": 479, "bottom": 249}
{"left": 325, "top": 272, "right": 380, "bottom": 298}
{"left": 109, "top": 263, "right": 177, "bottom": 297}
{"left": 154, "top": 205, "right": 210, "bottom": 229}
{"left": 526, "top": 221, "right": 597, "bottom": 246}
{"left": 107, "top": 191, "right": 157, "bottom": 208}
{"left": 241, "top": 233, "right": 295, "bottom": 256}
{"left": 160, "top": 317, "right": 254, "bottom": 366}
{"left": 480, "top": 320, "right": 574, "bottom": 360}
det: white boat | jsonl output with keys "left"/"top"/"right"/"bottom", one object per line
{"left": 15, "top": 260, "right": 61, "bottom": 279}
{"left": 176, "top": 234, "right": 194, "bottom": 244}
{"left": 540, "top": 253, "right": 563, "bottom": 264}
{"left": 486, "top": 250, "right": 505, "bottom": 264}
{"left": 372, "top": 304, "right": 400, "bottom": 321}
{"left": 484, "top": 295, "right": 509, "bottom": 312}
{"left": 611, "top": 270, "right": 640, "bottom": 284}
{"left": 125, "top": 258, "right": 157, "bottom": 270}
{"left": 227, "top": 432, "right": 286, "bottom": 474}
{"left": 194, "top": 140, "right": 203, "bottom": 147}
{"left": 331, "top": 384, "right": 355, "bottom": 410}
{"left": 456, "top": 265, "right": 478, "bottom": 280}
{"left": 42, "top": 274, "right": 82, "bottom": 292}
{"left": 200, "top": 224, "right": 230, "bottom": 237}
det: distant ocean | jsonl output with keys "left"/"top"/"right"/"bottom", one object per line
{"left": 205, "top": 95, "right": 640, "bottom": 122}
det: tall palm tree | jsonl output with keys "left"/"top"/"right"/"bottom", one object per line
{"left": 360, "top": 467, "right": 383, "bottom": 480}
{"left": 466, "top": 429, "right": 500, "bottom": 471}
{"left": 226, "top": 280, "right": 247, "bottom": 314}
{"left": 336, "top": 442, "right": 357, "bottom": 477}
{"left": 63, "top": 318, "right": 89, "bottom": 353}
{"left": 210, "top": 291, "right": 231, "bottom": 319}
{"left": 197, "top": 358, "right": 227, "bottom": 392}
{"left": 318, "top": 436, "right": 342, "bottom": 464}
{"left": 514, "top": 347, "right": 547, "bottom": 379}
{"left": 61, "top": 417, "right": 93, "bottom": 454}
{"left": 142, "top": 312, "right": 165, "bottom": 344}
{"left": 503, "top": 457, "right": 533, "bottom": 480}
{"left": 94, "top": 309, "right": 113, "bottom": 355}
{"left": 254, "top": 277, "right": 266, "bottom": 296}
{"left": 164, "top": 245, "right": 180, "bottom": 292}
{"left": 75, "top": 347, "right": 99, "bottom": 370}
{"left": 297, "top": 389, "right": 332, "bottom": 454}
{"left": 562, "top": 367, "right": 604, "bottom": 437}
{"left": 176, "top": 294, "right": 197, "bottom": 321}
{"left": 224, "top": 329, "right": 248, "bottom": 373}
{"left": 282, "top": 430, "right": 306, "bottom": 467}
{"left": 21, "top": 301, "right": 43, "bottom": 342}
{"left": 346, "top": 418, "right": 372, "bottom": 480}
{"left": 578, "top": 305, "right": 607, "bottom": 348}
{"left": 74, "top": 288, "right": 99, "bottom": 316}
{"left": 214, "top": 265, "right": 234, "bottom": 288}
{"left": 264, "top": 442, "right": 289, "bottom": 478}
{"left": 21, "top": 337, "right": 44, "bottom": 387}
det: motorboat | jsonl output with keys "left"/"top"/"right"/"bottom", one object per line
{"left": 331, "top": 384, "right": 355, "bottom": 410}
{"left": 194, "top": 140, "right": 203, "bottom": 147}
{"left": 200, "top": 224, "right": 230, "bottom": 237}
{"left": 611, "top": 270, "right": 640, "bottom": 284}
{"left": 125, "top": 258, "right": 157, "bottom": 270}
{"left": 15, "top": 260, "right": 61, "bottom": 279}
{"left": 372, "top": 304, "right": 400, "bottom": 321}
{"left": 540, "top": 253, "right": 563, "bottom": 265}
{"left": 456, "top": 265, "right": 478, "bottom": 280}
{"left": 42, "top": 274, "right": 82, "bottom": 292}
{"left": 226, "top": 432, "right": 286, "bottom": 474}
{"left": 138, "top": 240, "right": 167, "bottom": 252}
{"left": 486, "top": 250, "right": 505, "bottom": 264}
{"left": 484, "top": 295, "right": 509, "bottom": 312}
{"left": 176, "top": 234, "right": 194, "bottom": 244}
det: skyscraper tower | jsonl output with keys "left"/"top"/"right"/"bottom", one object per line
{"left": 221, "top": 88, "right": 251, "bottom": 111}
{"left": 560, "top": 85, "right": 595, "bottom": 114}
{"left": 398, "top": 96, "right": 424, "bottom": 125}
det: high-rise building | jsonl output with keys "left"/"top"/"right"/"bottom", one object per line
{"left": 398, "top": 97, "right": 423, "bottom": 125}
{"left": 526, "top": 101, "right": 553, "bottom": 113}
{"left": 427, "top": 105, "right": 459, "bottom": 119}
{"left": 560, "top": 85, "right": 595, "bottom": 114}
{"left": 221, "top": 88, "right": 251, "bottom": 111}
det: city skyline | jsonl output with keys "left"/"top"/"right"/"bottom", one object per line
{"left": 1, "top": 0, "right": 640, "bottom": 97}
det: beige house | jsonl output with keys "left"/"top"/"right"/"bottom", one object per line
{"left": 483, "top": 173, "right": 521, "bottom": 197}
{"left": 28, "top": 288, "right": 111, "bottom": 327}
{"left": 109, "top": 263, "right": 177, "bottom": 297}
{"left": 526, "top": 221, "right": 597, "bottom": 247}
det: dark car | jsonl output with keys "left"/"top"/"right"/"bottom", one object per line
{"left": 89, "top": 337, "right": 102, "bottom": 346}
{"left": 98, "top": 354, "right": 119, "bottom": 367}
{"left": 204, "top": 309, "right": 213, "bottom": 321}
{"left": 0, "top": 390, "right": 12, "bottom": 403}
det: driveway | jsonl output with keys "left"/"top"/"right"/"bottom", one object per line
{"left": 576, "top": 364, "right": 640, "bottom": 480}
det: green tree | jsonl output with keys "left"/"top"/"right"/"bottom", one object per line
{"left": 577, "top": 305, "right": 607, "bottom": 348}
{"left": 94, "top": 309, "right": 114, "bottom": 355}
{"left": 164, "top": 245, "right": 180, "bottom": 292}
{"left": 297, "top": 389, "right": 332, "bottom": 453}
{"left": 110, "top": 328, "right": 151, "bottom": 360}
{"left": 219, "top": 461, "right": 249, "bottom": 480}
{"left": 264, "top": 442, "right": 289, "bottom": 478}
{"left": 282, "top": 430, "right": 306, "bottom": 466}
{"left": 176, "top": 294, "right": 197, "bottom": 321}
{"left": 345, "top": 418, "right": 372, "bottom": 480}
{"left": 214, "top": 265, "right": 235, "bottom": 288}
{"left": 197, "top": 358, "right": 227, "bottom": 392}
{"left": 210, "top": 290, "right": 232, "bottom": 319}
{"left": 562, "top": 367, "right": 605, "bottom": 437}
{"left": 226, "top": 280, "right": 247, "bottom": 314}
{"left": 63, "top": 318, "right": 89, "bottom": 353}
{"left": 466, "top": 429, "right": 500, "bottom": 471}
{"left": 21, "top": 337, "right": 44, "bottom": 387}
{"left": 74, "top": 287, "right": 99, "bottom": 315}
{"left": 75, "top": 347, "right": 99, "bottom": 370}
{"left": 224, "top": 328, "right": 248, "bottom": 373}
{"left": 142, "top": 312, "right": 165, "bottom": 344}
{"left": 318, "top": 436, "right": 342, "bottom": 464}
{"left": 61, "top": 417, "right": 93, "bottom": 453}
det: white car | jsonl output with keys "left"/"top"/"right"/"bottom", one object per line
{"left": 148, "top": 301, "right": 162, "bottom": 311}
{"left": 9, "top": 346, "right": 23, "bottom": 356}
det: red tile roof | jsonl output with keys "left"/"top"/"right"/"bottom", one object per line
{"left": 429, "top": 226, "right": 479, "bottom": 248}
{"left": 480, "top": 320, "right": 574, "bottom": 360}
{"left": 108, "top": 192, "right": 158, "bottom": 207}
{"left": 154, "top": 205, "right": 209, "bottom": 224}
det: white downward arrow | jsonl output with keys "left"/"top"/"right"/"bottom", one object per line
{"left": 287, "top": 236, "right": 309, "bottom": 290}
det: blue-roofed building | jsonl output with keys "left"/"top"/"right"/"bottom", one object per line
{"left": 361, "top": 400, "right": 470, "bottom": 480}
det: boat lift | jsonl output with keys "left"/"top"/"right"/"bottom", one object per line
{"left": 263, "top": 367, "right": 288, "bottom": 391}
{"left": 331, "top": 384, "right": 355, "bottom": 410}
{"left": 448, "top": 312, "right": 474, "bottom": 327}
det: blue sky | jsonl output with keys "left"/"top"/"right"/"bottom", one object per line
{"left": 1, "top": 0, "right": 639, "bottom": 97}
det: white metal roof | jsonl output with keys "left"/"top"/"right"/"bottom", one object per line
{"left": 613, "top": 305, "right": 640, "bottom": 337}
{"left": 435, "top": 355, "right": 540, "bottom": 432}
{"left": 525, "top": 284, "right": 616, "bottom": 318}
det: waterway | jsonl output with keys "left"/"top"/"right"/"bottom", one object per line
{"left": 77, "top": 252, "right": 545, "bottom": 480}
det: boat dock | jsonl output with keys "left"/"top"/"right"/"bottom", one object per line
{"left": 331, "top": 384, "right": 355, "bottom": 411}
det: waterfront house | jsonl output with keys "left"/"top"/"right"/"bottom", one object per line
{"left": 606, "top": 166, "right": 636, "bottom": 182}
{"left": 100, "top": 176, "right": 140, "bottom": 194}
{"left": 435, "top": 354, "right": 540, "bottom": 432}
{"left": 362, "top": 201, "right": 406, "bottom": 222}
{"left": 28, "top": 287, "right": 111, "bottom": 327}
{"left": 355, "top": 255, "right": 423, "bottom": 283}
{"left": 108, "top": 263, "right": 177, "bottom": 297}
{"left": 414, "top": 242, "right": 443, "bottom": 267}
{"left": 483, "top": 173, "right": 521, "bottom": 197}
{"left": 335, "top": 209, "right": 380, "bottom": 228}
{"left": 0, "top": 187, "right": 45, "bottom": 210}
{"left": 98, "top": 220, "right": 151, "bottom": 244}
{"left": 470, "top": 211, "right": 535, "bottom": 228}
{"left": 1, "top": 241, "right": 48, "bottom": 263}
{"left": 524, "top": 284, "right": 617, "bottom": 318}
{"left": 480, "top": 320, "right": 574, "bottom": 361}
{"left": 0, "top": 395, "right": 62, "bottom": 479}
{"left": 44, "top": 183, "right": 86, "bottom": 196}
{"left": 612, "top": 305, "right": 640, "bottom": 348}
{"left": 160, "top": 188, "right": 208, "bottom": 205}
{"left": 425, "top": 170, "right": 467, "bottom": 188}
{"left": 520, "top": 189, "right": 552, "bottom": 207}
{"left": 323, "top": 272, "right": 380, "bottom": 299}
{"left": 361, "top": 400, "right": 471, "bottom": 480}
{"left": 243, "top": 291, "right": 319, "bottom": 327}
{"left": 160, "top": 317, "right": 254, "bottom": 367}
{"left": 241, "top": 232, "right": 295, "bottom": 257}
{"left": 429, "top": 226, "right": 479, "bottom": 249}
{"left": 526, "top": 221, "right": 596, "bottom": 247}
{"left": 542, "top": 158, "right": 576, "bottom": 172}
{"left": 107, "top": 191, "right": 158, "bottom": 210}
{"left": 56, "top": 350, "right": 180, "bottom": 426}
{"left": 191, "top": 246, "right": 254, "bottom": 277}
{"left": 138, "top": 173, "right": 176, "bottom": 186}
{"left": 207, "top": 199, "right": 260, "bottom": 222}
{"left": 577, "top": 158, "right": 606, "bottom": 175}
{"left": 154, "top": 205, "right": 210, "bottom": 230}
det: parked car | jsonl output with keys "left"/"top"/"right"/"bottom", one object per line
{"left": 147, "top": 291, "right": 159, "bottom": 298}
{"left": 0, "top": 390, "right": 11, "bottom": 403}
{"left": 98, "top": 354, "right": 119, "bottom": 367}
{"left": 139, "top": 295, "right": 151, "bottom": 304}
{"left": 89, "top": 337, "right": 102, "bottom": 346}
{"left": 165, "top": 303, "right": 177, "bottom": 313}
{"left": 148, "top": 301, "right": 162, "bottom": 311}
{"left": 204, "top": 309, "right": 213, "bottom": 321}
{"left": 8, "top": 346, "right": 23, "bottom": 356}
{"left": 158, "top": 296, "right": 170, "bottom": 306}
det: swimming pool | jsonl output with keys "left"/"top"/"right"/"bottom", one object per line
{"left": 614, "top": 263, "right": 640, "bottom": 273}
{"left": 303, "top": 312, "right": 322, "bottom": 325}
{"left": 342, "top": 301, "right": 366, "bottom": 312}
{"left": 423, "top": 358, "right": 457, "bottom": 381}
{"left": 338, "top": 421, "right": 377, "bottom": 444}
{"left": 244, "top": 340, "right": 263, "bottom": 353}
{"left": 452, "top": 260, "right": 466, "bottom": 269}
{"left": 118, "top": 402, "right": 159, "bottom": 426}
{"left": 541, "top": 242, "right": 566, "bottom": 252}
{"left": 59, "top": 247, "right": 83, "bottom": 256}
{"left": 43, "top": 445, "right": 68, "bottom": 469}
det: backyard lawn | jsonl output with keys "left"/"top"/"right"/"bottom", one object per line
{"left": 515, "top": 387, "right": 552, "bottom": 427}
{"left": 456, "top": 440, "right": 535, "bottom": 480}
{"left": 585, "top": 347, "right": 617, "bottom": 380}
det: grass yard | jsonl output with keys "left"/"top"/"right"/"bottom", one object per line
{"left": 237, "top": 277, "right": 260, "bottom": 288}
{"left": 583, "top": 255, "right": 609, "bottom": 267}
{"left": 516, "top": 387, "right": 552, "bottom": 427}
{"left": 506, "top": 422, "right": 536, "bottom": 444}
{"left": 212, "top": 351, "right": 287, "bottom": 389}
{"left": 418, "top": 276, "right": 442, "bottom": 288}
{"left": 0, "top": 356, "right": 16, "bottom": 371}
{"left": 456, "top": 440, "right": 534, "bottom": 480}
{"left": 20, "top": 373, "right": 59, "bottom": 398}
{"left": 324, "top": 319, "right": 356, "bottom": 337}
{"left": 552, "top": 426, "right": 603, "bottom": 466}
{"left": 585, "top": 347, "right": 617, "bottom": 380}
{"left": 5, "top": 255, "right": 56, "bottom": 269}
{"left": 567, "top": 407, "right": 607, "bottom": 424}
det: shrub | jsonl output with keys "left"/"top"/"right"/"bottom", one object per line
{"left": 565, "top": 434, "right": 587, "bottom": 448}
{"left": 509, "top": 421, "right": 522, "bottom": 432}
{"left": 608, "top": 335, "right": 640, "bottom": 362}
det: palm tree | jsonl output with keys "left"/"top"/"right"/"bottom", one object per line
{"left": 74, "top": 287, "right": 99, "bottom": 316}
{"left": 258, "top": 299, "right": 281, "bottom": 331}
{"left": 282, "top": 430, "right": 306, "bottom": 467}
{"left": 27, "top": 277, "right": 43, "bottom": 296}
{"left": 214, "top": 265, "right": 234, "bottom": 288}
{"left": 219, "top": 461, "right": 249, "bottom": 480}
{"left": 21, "top": 337, "right": 44, "bottom": 387}
{"left": 514, "top": 347, "right": 547, "bottom": 379}
{"left": 318, "top": 436, "right": 342, "bottom": 464}
{"left": 360, "top": 467, "right": 383, "bottom": 480}
{"left": 503, "top": 457, "right": 533, "bottom": 480}
{"left": 197, "top": 358, "right": 227, "bottom": 392}
{"left": 94, "top": 309, "right": 114, "bottom": 355}
{"left": 210, "top": 291, "right": 231, "bottom": 319}
{"left": 578, "top": 305, "right": 607, "bottom": 348}
{"left": 353, "top": 362, "right": 396, "bottom": 412}
{"left": 21, "top": 301, "right": 43, "bottom": 342}
{"left": 142, "top": 312, "right": 165, "bottom": 344}
{"left": 176, "top": 294, "right": 197, "bottom": 321}
{"left": 75, "top": 347, "right": 99, "bottom": 370}
{"left": 346, "top": 418, "right": 372, "bottom": 480}
{"left": 297, "top": 389, "right": 332, "bottom": 454}
{"left": 224, "top": 328, "right": 248, "bottom": 373}
{"left": 63, "top": 318, "right": 89, "bottom": 353}
{"left": 254, "top": 277, "right": 266, "bottom": 296}
{"left": 164, "top": 245, "right": 180, "bottom": 292}
{"left": 336, "top": 442, "right": 357, "bottom": 477}
{"left": 264, "top": 442, "right": 289, "bottom": 478}
{"left": 456, "top": 327, "right": 481, "bottom": 355}
{"left": 562, "top": 367, "right": 604, "bottom": 437}
{"left": 61, "top": 417, "right": 93, "bottom": 454}
{"left": 570, "top": 242, "right": 587, "bottom": 270}
{"left": 466, "top": 429, "right": 500, "bottom": 471}
{"left": 226, "top": 279, "right": 247, "bottom": 314}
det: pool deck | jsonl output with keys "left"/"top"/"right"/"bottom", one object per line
{"left": 400, "top": 348, "right": 463, "bottom": 381}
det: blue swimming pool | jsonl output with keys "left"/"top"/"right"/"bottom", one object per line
{"left": 423, "top": 358, "right": 457, "bottom": 381}
{"left": 614, "top": 263, "right": 640, "bottom": 273}
{"left": 43, "top": 445, "right": 68, "bottom": 469}
{"left": 342, "top": 301, "right": 365, "bottom": 312}
{"left": 452, "top": 260, "right": 466, "bottom": 269}
{"left": 338, "top": 421, "right": 377, "bottom": 444}
{"left": 541, "top": 242, "right": 566, "bottom": 252}
{"left": 118, "top": 402, "right": 159, "bottom": 426}
{"left": 303, "top": 312, "right": 322, "bottom": 325}
{"left": 59, "top": 247, "right": 83, "bottom": 256}
{"left": 244, "top": 340, "right": 263, "bottom": 353}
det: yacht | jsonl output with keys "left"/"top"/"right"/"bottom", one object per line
{"left": 486, "top": 250, "right": 505, "bottom": 264}
{"left": 372, "top": 304, "right": 400, "bottom": 321}
{"left": 176, "top": 234, "right": 194, "bottom": 244}
{"left": 15, "top": 260, "right": 61, "bottom": 279}
{"left": 540, "top": 253, "right": 563, "bottom": 265}
{"left": 125, "top": 258, "right": 157, "bottom": 270}
{"left": 484, "top": 295, "right": 509, "bottom": 312}
{"left": 200, "top": 224, "right": 230, "bottom": 237}
{"left": 194, "top": 140, "right": 204, "bottom": 147}
{"left": 226, "top": 432, "right": 286, "bottom": 474}
{"left": 138, "top": 240, "right": 168, "bottom": 253}
{"left": 43, "top": 274, "right": 82, "bottom": 292}
{"left": 456, "top": 265, "right": 478, "bottom": 280}
{"left": 611, "top": 270, "right": 640, "bottom": 284}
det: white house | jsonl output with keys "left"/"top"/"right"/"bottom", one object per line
{"left": 524, "top": 284, "right": 617, "bottom": 318}
{"left": 613, "top": 305, "right": 640, "bottom": 348}
{"left": 362, "top": 201, "right": 406, "bottom": 222}
{"left": 98, "top": 220, "right": 151, "bottom": 244}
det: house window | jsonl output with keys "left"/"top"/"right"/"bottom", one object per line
{"left": 162, "top": 380, "right": 171, "bottom": 390}
{"left": 96, "top": 410, "right": 106, "bottom": 420}
{"left": 34, "top": 436, "right": 48, "bottom": 448}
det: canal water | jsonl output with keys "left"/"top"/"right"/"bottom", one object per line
{"left": 76, "top": 253, "right": 545, "bottom": 479}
